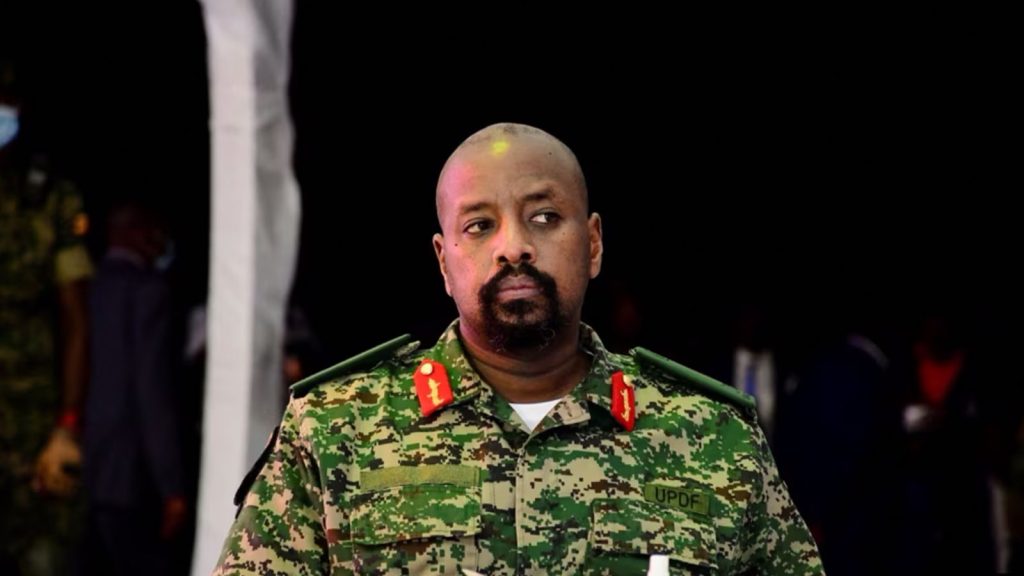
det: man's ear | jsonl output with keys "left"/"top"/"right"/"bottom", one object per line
{"left": 588, "top": 213, "right": 603, "bottom": 279}
{"left": 433, "top": 233, "right": 452, "bottom": 296}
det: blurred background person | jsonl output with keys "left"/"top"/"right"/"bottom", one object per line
{"left": 80, "top": 201, "right": 186, "bottom": 576}
{"left": 775, "top": 299, "right": 902, "bottom": 575}
{"left": 709, "top": 301, "right": 798, "bottom": 445}
{"left": 0, "top": 58, "right": 93, "bottom": 576}
{"left": 895, "top": 306, "right": 995, "bottom": 573}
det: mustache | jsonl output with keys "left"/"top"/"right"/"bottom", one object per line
{"left": 481, "top": 262, "right": 556, "bottom": 300}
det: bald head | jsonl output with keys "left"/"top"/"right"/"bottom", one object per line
{"left": 436, "top": 123, "right": 587, "bottom": 225}
{"left": 430, "top": 122, "right": 604, "bottom": 357}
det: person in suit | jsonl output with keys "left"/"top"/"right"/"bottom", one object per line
{"left": 81, "top": 201, "right": 186, "bottom": 575}
{"left": 777, "top": 304, "right": 901, "bottom": 575}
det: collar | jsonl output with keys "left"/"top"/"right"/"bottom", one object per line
{"left": 410, "top": 319, "right": 636, "bottom": 432}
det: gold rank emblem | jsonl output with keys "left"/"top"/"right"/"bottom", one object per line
{"left": 413, "top": 359, "right": 453, "bottom": 417}
{"left": 611, "top": 371, "right": 636, "bottom": 431}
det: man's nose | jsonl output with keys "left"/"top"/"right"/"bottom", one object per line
{"left": 494, "top": 221, "right": 535, "bottom": 266}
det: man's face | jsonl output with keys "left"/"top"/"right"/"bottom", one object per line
{"left": 433, "top": 136, "right": 602, "bottom": 351}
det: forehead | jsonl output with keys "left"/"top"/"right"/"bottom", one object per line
{"left": 439, "top": 137, "right": 581, "bottom": 210}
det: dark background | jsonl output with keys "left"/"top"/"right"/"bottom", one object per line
{"left": 5, "top": 3, "right": 1016, "bottom": 368}
{"left": 4, "top": 2, "right": 1020, "bottom": 573}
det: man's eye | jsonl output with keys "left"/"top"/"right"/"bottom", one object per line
{"left": 530, "top": 212, "right": 561, "bottom": 225}
{"left": 464, "top": 220, "right": 493, "bottom": 235}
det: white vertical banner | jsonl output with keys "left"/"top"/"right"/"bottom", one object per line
{"left": 193, "top": 1, "right": 298, "bottom": 574}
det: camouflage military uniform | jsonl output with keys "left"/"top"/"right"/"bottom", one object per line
{"left": 0, "top": 161, "right": 93, "bottom": 573}
{"left": 216, "top": 321, "right": 824, "bottom": 575}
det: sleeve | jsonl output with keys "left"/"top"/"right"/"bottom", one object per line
{"left": 133, "top": 277, "right": 184, "bottom": 499}
{"left": 741, "top": 422, "right": 826, "bottom": 575}
{"left": 213, "top": 398, "right": 330, "bottom": 576}
{"left": 51, "top": 179, "right": 93, "bottom": 284}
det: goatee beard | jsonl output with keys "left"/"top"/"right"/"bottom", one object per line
{"left": 478, "top": 262, "right": 565, "bottom": 353}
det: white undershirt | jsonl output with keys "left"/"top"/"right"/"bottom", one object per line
{"left": 509, "top": 398, "right": 563, "bottom": 432}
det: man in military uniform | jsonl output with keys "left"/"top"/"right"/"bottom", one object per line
{"left": 0, "top": 60, "right": 93, "bottom": 575}
{"left": 215, "top": 123, "right": 824, "bottom": 574}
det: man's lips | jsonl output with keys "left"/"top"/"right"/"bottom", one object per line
{"left": 497, "top": 278, "right": 541, "bottom": 300}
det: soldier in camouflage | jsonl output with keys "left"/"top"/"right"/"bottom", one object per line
{"left": 0, "top": 60, "right": 93, "bottom": 575}
{"left": 215, "top": 123, "right": 824, "bottom": 575}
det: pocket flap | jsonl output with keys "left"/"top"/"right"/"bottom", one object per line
{"left": 351, "top": 482, "right": 481, "bottom": 545}
{"left": 590, "top": 498, "right": 717, "bottom": 570}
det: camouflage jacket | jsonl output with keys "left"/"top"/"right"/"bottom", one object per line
{"left": 215, "top": 321, "right": 823, "bottom": 575}
{"left": 1, "top": 162, "right": 93, "bottom": 388}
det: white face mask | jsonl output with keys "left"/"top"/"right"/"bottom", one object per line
{"left": 0, "top": 104, "right": 19, "bottom": 149}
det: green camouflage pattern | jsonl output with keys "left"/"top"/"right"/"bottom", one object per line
{"left": 215, "top": 321, "right": 823, "bottom": 575}
{"left": 1, "top": 164, "right": 92, "bottom": 384}
{"left": 1, "top": 163, "right": 91, "bottom": 573}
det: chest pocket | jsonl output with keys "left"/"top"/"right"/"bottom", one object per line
{"left": 350, "top": 476, "right": 481, "bottom": 575}
{"left": 585, "top": 498, "right": 718, "bottom": 575}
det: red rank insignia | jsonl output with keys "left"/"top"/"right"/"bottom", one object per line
{"left": 611, "top": 371, "right": 636, "bottom": 431}
{"left": 413, "top": 359, "right": 453, "bottom": 417}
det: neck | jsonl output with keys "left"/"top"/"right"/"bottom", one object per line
{"left": 459, "top": 318, "right": 591, "bottom": 403}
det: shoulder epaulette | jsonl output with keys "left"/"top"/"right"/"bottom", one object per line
{"left": 289, "top": 334, "right": 414, "bottom": 398}
{"left": 631, "top": 346, "right": 756, "bottom": 412}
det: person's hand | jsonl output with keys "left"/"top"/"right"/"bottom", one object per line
{"left": 32, "top": 427, "right": 81, "bottom": 497}
{"left": 160, "top": 495, "right": 188, "bottom": 540}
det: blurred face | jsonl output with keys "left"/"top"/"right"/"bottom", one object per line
{"left": 110, "top": 215, "right": 168, "bottom": 267}
{"left": 433, "top": 135, "right": 603, "bottom": 351}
